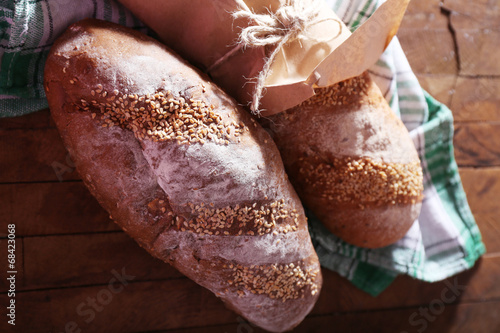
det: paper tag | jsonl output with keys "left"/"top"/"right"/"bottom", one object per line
{"left": 260, "top": 0, "right": 410, "bottom": 115}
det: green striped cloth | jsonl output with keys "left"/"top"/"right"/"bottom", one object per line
{"left": 312, "top": 0, "right": 486, "bottom": 295}
{"left": 0, "top": 0, "right": 485, "bottom": 296}
{"left": 0, "top": 0, "right": 145, "bottom": 117}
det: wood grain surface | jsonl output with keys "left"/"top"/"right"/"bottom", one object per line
{"left": 1, "top": 0, "right": 499, "bottom": 332}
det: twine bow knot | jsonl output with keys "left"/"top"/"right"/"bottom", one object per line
{"left": 234, "top": 3, "right": 310, "bottom": 47}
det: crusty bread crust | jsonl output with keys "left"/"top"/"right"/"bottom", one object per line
{"left": 262, "top": 72, "right": 423, "bottom": 248}
{"left": 44, "top": 19, "right": 321, "bottom": 332}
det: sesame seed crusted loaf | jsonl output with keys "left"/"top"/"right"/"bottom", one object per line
{"left": 44, "top": 19, "right": 322, "bottom": 332}
{"left": 261, "top": 72, "right": 424, "bottom": 248}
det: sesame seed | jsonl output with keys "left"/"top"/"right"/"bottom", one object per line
{"left": 229, "top": 260, "right": 320, "bottom": 301}
{"left": 78, "top": 87, "right": 244, "bottom": 146}
{"left": 176, "top": 199, "right": 301, "bottom": 236}
{"left": 298, "top": 156, "right": 423, "bottom": 207}
{"left": 297, "top": 74, "right": 369, "bottom": 109}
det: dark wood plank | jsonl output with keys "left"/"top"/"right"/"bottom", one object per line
{"left": 0, "top": 182, "right": 118, "bottom": 237}
{"left": 169, "top": 300, "right": 500, "bottom": 333}
{"left": 1, "top": 255, "right": 497, "bottom": 332}
{"left": 415, "top": 73, "right": 456, "bottom": 106}
{"left": 20, "top": 232, "right": 182, "bottom": 291}
{"left": 470, "top": 213, "right": 500, "bottom": 254}
{"left": 454, "top": 28, "right": 500, "bottom": 77}
{"left": 312, "top": 256, "right": 498, "bottom": 316}
{"left": 0, "top": 185, "right": 11, "bottom": 228}
{"left": 442, "top": 1, "right": 500, "bottom": 76}
{"left": 451, "top": 77, "right": 500, "bottom": 122}
{"left": 454, "top": 123, "right": 500, "bottom": 167}
{"left": 460, "top": 167, "right": 500, "bottom": 253}
{"left": 460, "top": 168, "right": 500, "bottom": 217}
{"left": 307, "top": 301, "right": 500, "bottom": 333}
{"left": 443, "top": 0, "right": 500, "bottom": 29}
{"left": 0, "top": 108, "right": 52, "bottom": 130}
{"left": 6, "top": 228, "right": 498, "bottom": 308}
{"left": 0, "top": 279, "right": 236, "bottom": 333}
{"left": 0, "top": 128, "right": 80, "bottom": 183}
{"left": 2, "top": 260, "right": 499, "bottom": 333}
{"left": 0, "top": 238, "right": 24, "bottom": 293}
{"left": 397, "top": 28, "right": 458, "bottom": 75}
{"left": 400, "top": 0, "right": 449, "bottom": 30}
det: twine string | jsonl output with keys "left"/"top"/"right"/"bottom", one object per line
{"left": 231, "top": 0, "right": 342, "bottom": 114}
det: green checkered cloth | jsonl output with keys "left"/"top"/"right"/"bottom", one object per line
{"left": 0, "top": 0, "right": 145, "bottom": 116}
{"left": 313, "top": 0, "right": 485, "bottom": 295}
{"left": 0, "top": 0, "right": 485, "bottom": 296}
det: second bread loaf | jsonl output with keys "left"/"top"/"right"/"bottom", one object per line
{"left": 262, "top": 72, "right": 424, "bottom": 248}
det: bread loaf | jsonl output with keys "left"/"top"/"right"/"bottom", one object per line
{"left": 44, "top": 19, "right": 322, "bottom": 332}
{"left": 261, "top": 72, "right": 424, "bottom": 248}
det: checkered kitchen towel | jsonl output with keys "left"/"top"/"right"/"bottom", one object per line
{"left": 0, "top": 0, "right": 146, "bottom": 116}
{"left": 0, "top": 0, "right": 485, "bottom": 296}
{"left": 311, "top": 0, "right": 486, "bottom": 295}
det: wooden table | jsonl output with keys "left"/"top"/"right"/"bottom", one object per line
{"left": 1, "top": 0, "right": 499, "bottom": 332}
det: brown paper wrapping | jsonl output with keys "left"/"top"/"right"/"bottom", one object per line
{"left": 118, "top": 0, "right": 409, "bottom": 116}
